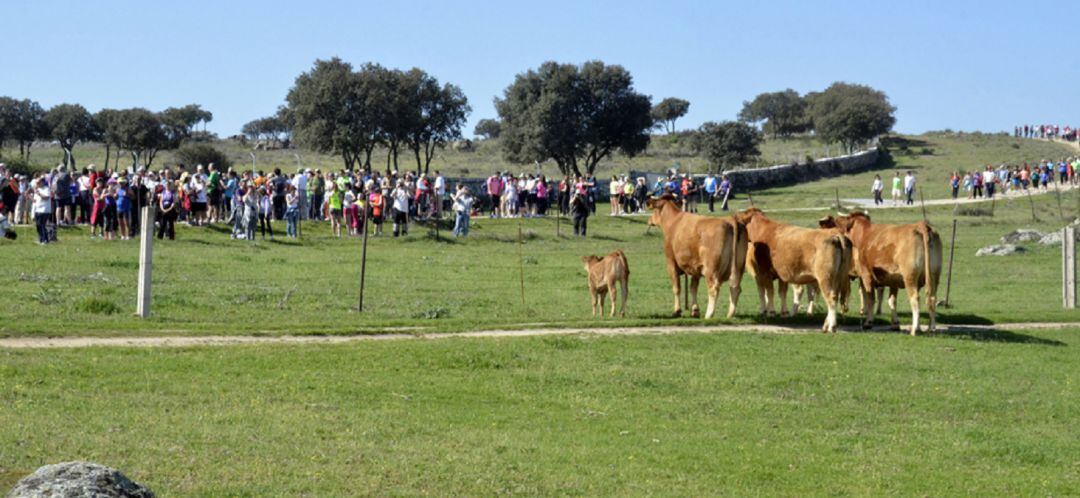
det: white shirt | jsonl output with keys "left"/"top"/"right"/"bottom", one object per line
{"left": 33, "top": 186, "right": 52, "bottom": 214}
{"left": 982, "top": 171, "right": 996, "bottom": 184}
{"left": 904, "top": 175, "right": 916, "bottom": 190}
{"left": 392, "top": 188, "right": 409, "bottom": 212}
{"left": 871, "top": 178, "right": 883, "bottom": 192}
{"left": 292, "top": 173, "right": 308, "bottom": 191}
{"left": 454, "top": 194, "right": 474, "bottom": 213}
{"left": 78, "top": 176, "right": 92, "bottom": 192}
{"left": 434, "top": 175, "right": 446, "bottom": 195}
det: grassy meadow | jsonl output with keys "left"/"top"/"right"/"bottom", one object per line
{"left": 1, "top": 328, "right": 1077, "bottom": 495}
{"left": 2, "top": 132, "right": 1079, "bottom": 496}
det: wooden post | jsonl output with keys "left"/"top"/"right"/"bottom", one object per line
{"left": 556, "top": 209, "right": 561, "bottom": 237}
{"left": 136, "top": 205, "right": 156, "bottom": 318}
{"left": 834, "top": 187, "right": 841, "bottom": 212}
{"left": 919, "top": 191, "right": 928, "bottom": 222}
{"left": 1064, "top": 226, "right": 1076, "bottom": 309}
{"left": 1054, "top": 181, "right": 1065, "bottom": 221}
{"left": 1026, "top": 188, "right": 1037, "bottom": 222}
{"left": 357, "top": 207, "right": 369, "bottom": 312}
{"left": 943, "top": 219, "right": 957, "bottom": 307}
{"left": 517, "top": 220, "right": 526, "bottom": 306}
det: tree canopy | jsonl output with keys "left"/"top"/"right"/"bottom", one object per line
{"left": 44, "top": 103, "right": 97, "bottom": 168}
{"left": 473, "top": 118, "right": 501, "bottom": 140}
{"left": 806, "top": 82, "right": 895, "bottom": 152}
{"left": 738, "top": 89, "right": 808, "bottom": 138}
{"left": 697, "top": 121, "right": 762, "bottom": 172}
{"left": 496, "top": 60, "right": 653, "bottom": 176}
{"left": 0, "top": 97, "right": 47, "bottom": 159}
{"left": 285, "top": 58, "right": 470, "bottom": 172}
{"left": 651, "top": 97, "right": 690, "bottom": 134}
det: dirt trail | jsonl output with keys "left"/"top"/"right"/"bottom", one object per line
{"left": 0, "top": 322, "right": 1075, "bottom": 349}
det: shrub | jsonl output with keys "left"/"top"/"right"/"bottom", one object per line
{"left": 175, "top": 143, "right": 232, "bottom": 170}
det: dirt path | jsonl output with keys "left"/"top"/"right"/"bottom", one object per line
{"left": 0, "top": 322, "right": 1075, "bottom": 349}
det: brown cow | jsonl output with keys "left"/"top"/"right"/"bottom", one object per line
{"left": 734, "top": 208, "right": 853, "bottom": 332}
{"left": 646, "top": 196, "right": 746, "bottom": 319}
{"left": 819, "top": 212, "right": 942, "bottom": 335}
{"left": 581, "top": 250, "right": 630, "bottom": 317}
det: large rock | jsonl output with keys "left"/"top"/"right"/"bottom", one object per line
{"left": 1000, "top": 229, "right": 1045, "bottom": 244}
{"left": 7, "top": 462, "right": 154, "bottom": 498}
{"left": 1038, "top": 227, "right": 1080, "bottom": 246}
{"left": 976, "top": 244, "right": 1026, "bottom": 257}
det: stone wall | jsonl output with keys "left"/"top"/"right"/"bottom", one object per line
{"left": 443, "top": 148, "right": 883, "bottom": 204}
{"left": 720, "top": 148, "right": 882, "bottom": 192}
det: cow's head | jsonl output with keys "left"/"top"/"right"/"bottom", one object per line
{"left": 581, "top": 255, "right": 602, "bottom": 271}
{"left": 645, "top": 194, "right": 679, "bottom": 226}
{"left": 818, "top": 212, "right": 869, "bottom": 234}
{"left": 733, "top": 207, "right": 763, "bottom": 225}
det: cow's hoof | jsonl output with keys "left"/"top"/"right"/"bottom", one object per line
{"left": 890, "top": 323, "right": 901, "bottom": 332}
{"left": 672, "top": 310, "right": 682, "bottom": 318}
{"left": 691, "top": 310, "right": 701, "bottom": 318}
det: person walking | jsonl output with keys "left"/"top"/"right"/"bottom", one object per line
{"left": 872, "top": 174, "right": 884, "bottom": 205}
{"left": 891, "top": 171, "right": 903, "bottom": 206}
{"left": 703, "top": 173, "right": 718, "bottom": 212}
{"left": 948, "top": 172, "right": 960, "bottom": 200}
{"left": 904, "top": 171, "right": 916, "bottom": 205}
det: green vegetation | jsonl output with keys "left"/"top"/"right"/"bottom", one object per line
{"left": 2, "top": 329, "right": 1076, "bottom": 495}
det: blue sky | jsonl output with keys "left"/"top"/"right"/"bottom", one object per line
{"left": 2, "top": 0, "right": 1074, "bottom": 137}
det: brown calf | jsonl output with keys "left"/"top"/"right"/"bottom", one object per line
{"left": 582, "top": 249, "right": 630, "bottom": 317}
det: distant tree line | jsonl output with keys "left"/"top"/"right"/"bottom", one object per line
{"left": 0, "top": 99, "right": 213, "bottom": 169}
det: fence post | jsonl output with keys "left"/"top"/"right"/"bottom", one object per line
{"left": 943, "top": 219, "right": 957, "bottom": 307}
{"left": 136, "top": 205, "right": 156, "bottom": 318}
{"left": 1064, "top": 226, "right": 1076, "bottom": 309}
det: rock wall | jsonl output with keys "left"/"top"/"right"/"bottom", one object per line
{"left": 720, "top": 148, "right": 882, "bottom": 192}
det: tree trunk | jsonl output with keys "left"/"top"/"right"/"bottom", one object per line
{"left": 414, "top": 147, "right": 423, "bottom": 175}
{"left": 103, "top": 144, "right": 111, "bottom": 172}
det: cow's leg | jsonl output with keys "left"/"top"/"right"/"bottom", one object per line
{"left": 619, "top": 278, "right": 628, "bottom": 318}
{"left": 598, "top": 290, "right": 607, "bottom": 318}
{"left": 726, "top": 275, "right": 741, "bottom": 320}
{"left": 778, "top": 281, "right": 791, "bottom": 317}
{"left": 591, "top": 290, "right": 598, "bottom": 317}
{"left": 905, "top": 278, "right": 921, "bottom": 336}
{"left": 689, "top": 275, "right": 701, "bottom": 318}
{"left": 888, "top": 287, "right": 900, "bottom": 330}
{"left": 608, "top": 280, "right": 618, "bottom": 318}
{"left": 819, "top": 280, "right": 840, "bottom": 333}
{"left": 668, "top": 266, "right": 682, "bottom": 317}
{"left": 791, "top": 285, "right": 804, "bottom": 314}
{"left": 926, "top": 284, "right": 937, "bottom": 333}
{"left": 755, "top": 275, "right": 774, "bottom": 316}
{"left": 806, "top": 285, "right": 816, "bottom": 315}
{"left": 874, "top": 287, "right": 885, "bottom": 315}
{"left": 704, "top": 272, "right": 719, "bottom": 319}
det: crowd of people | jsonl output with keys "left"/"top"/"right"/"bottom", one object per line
{"left": 947, "top": 158, "right": 1079, "bottom": 200}
{"left": 1014, "top": 124, "right": 1079, "bottom": 141}
{"left": 0, "top": 162, "right": 742, "bottom": 243}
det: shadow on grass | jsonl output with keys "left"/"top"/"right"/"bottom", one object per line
{"left": 935, "top": 327, "right": 1067, "bottom": 346}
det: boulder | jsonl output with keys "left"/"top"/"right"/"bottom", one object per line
{"left": 7, "top": 462, "right": 154, "bottom": 498}
{"left": 976, "top": 244, "right": 1026, "bottom": 257}
{"left": 1000, "top": 229, "right": 1045, "bottom": 244}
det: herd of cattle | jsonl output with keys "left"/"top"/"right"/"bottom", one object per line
{"left": 582, "top": 195, "right": 943, "bottom": 335}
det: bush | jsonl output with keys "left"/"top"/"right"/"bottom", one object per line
{"left": 175, "top": 143, "right": 232, "bottom": 170}
{"left": 0, "top": 157, "right": 44, "bottom": 176}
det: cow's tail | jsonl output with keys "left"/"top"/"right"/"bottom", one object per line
{"left": 915, "top": 222, "right": 938, "bottom": 302}
{"left": 832, "top": 234, "right": 853, "bottom": 298}
{"left": 729, "top": 219, "right": 747, "bottom": 287}
{"left": 615, "top": 249, "right": 629, "bottom": 277}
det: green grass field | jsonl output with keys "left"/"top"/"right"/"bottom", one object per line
{"left": 1, "top": 330, "right": 1076, "bottom": 495}
{"left": 3, "top": 132, "right": 1078, "bottom": 496}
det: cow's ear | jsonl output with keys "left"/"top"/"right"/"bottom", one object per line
{"left": 645, "top": 198, "right": 656, "bottom": 209}
{"left": 818, "top": 216, "right": 836, "bottom": 228}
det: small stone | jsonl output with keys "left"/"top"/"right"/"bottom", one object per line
{"left": 7, "top": 461, "right": 154, "bottom": 498}
{"left": 976, "top": 244, "right": 1026, "bottom": 257}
